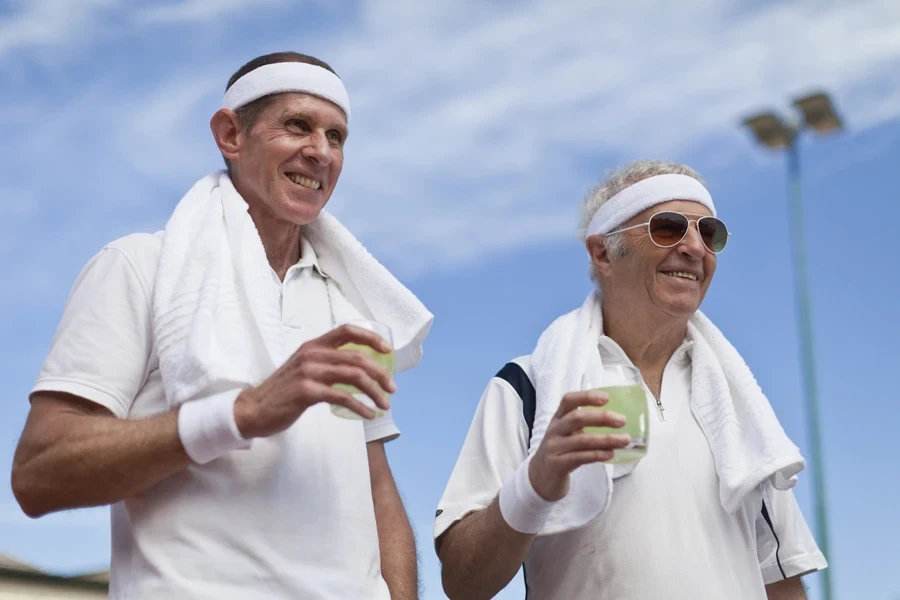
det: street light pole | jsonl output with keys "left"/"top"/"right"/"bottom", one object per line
{"left": 784, "top": 134, "right": 833, "bottom": 600}
{"left": 742, "top": 91, "right": 843, "bottom": 600}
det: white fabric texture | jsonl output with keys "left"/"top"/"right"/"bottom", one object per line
{"left": 498, "top": 455, "right": 557, "bottom": 534}
{"left": 153, "top": 171, "right": 433, "bottom": 413}
{"left": 527, "top": 291, "right": 805, "bottom": 535}
{"left": 222, "top": 62, "right": 351, "bottom": 121}
{"left": 177, "top": 389, "right": 247, "bottom": 464}
{"left": 434, "top": 352, "right": 826, "bottom": 600}
{"left": 32, "top": 233, "right": 400, "bottom": 599}
{"left": 586, "top": 173, "right": 716, "bottom": 236}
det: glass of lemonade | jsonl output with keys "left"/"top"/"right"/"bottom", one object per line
{"left": 582, "top": 365, "right": 649, "bottom": 464}
{"left": 331, "top": 320, "right": 394, "bottom": 420}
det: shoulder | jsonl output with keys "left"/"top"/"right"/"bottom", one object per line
{"left": 94, "top": 231, "right": 163, "bottom": 295}
{"left": 487, "top": 355, "right": 535, "bottom": 435}
{"left": 492, "top": 355, "right": 534, "bottom": 398}
{"left": 103, "top": 231, "right": 163, "bottom": 272}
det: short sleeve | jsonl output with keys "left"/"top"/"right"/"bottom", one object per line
{"left": 433, "top": 367, "right": 531, "bottom": 542}
{"left": 30, "top": 239, "right": 157, "bottom": 418}
{"left": 364, "top": 408, "right": 400, "bottom": 443}
{"left": 756, "top": 486, "right": 828, "bottom": 583}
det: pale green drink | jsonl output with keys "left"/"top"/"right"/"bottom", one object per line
{"left": 331, "top": 342, "right": 395, "bottom": 420}
{"left": 584, "top": 383, "right": 649, "bottom": 464}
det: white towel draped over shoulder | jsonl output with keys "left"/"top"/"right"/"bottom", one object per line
{"left": 528, "top": 291, "right": 805, "bottom": 536}
{"left": 152, "top": 171, "right": 433, "bottom": 409}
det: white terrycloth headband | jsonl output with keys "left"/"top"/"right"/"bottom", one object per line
{"left": 222, "top": 62, "right": 351, "bottom": 122}
{"left": 586, "top": 174, "right": 716, "bottom": 237}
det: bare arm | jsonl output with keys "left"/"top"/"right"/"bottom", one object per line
{"left": 438, "top": 390, "right": 630, "bottom": 600}
{"left": 765, "top": 576, "right": 807, "bottom": 599}
{"left": 437, "top": 499, "right": 535, "bottom": 600}
{"left": 368, "top": 441, "right": 418, "bottom": 600}
{"left": 13, "top": 325, "right": 395, "bottom": 519}
{"left": 11, "top": 393, "right": 191, "bottom": 518}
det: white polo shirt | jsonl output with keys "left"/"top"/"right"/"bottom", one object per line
{"left": 435, "top": 336, "right": 826, "bottom": 600}
{"left": 32, "top": 232, "right": 399, "bottom": 600}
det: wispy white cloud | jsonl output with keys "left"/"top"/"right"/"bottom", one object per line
{"left": 2, "top": 0, "right": 900, "bottom": 282}
{"left": 0, "top": 0, "right": 119, "bottom": 60}
{"left": 135, "top": 0, "right": 289, "bottom": 25}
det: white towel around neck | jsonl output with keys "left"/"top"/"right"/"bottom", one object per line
{"left": 528, "top": 291, "right": 805, "bottom": 535}
{"left": 152, "top": 171, "right": 433, "bottom": 409}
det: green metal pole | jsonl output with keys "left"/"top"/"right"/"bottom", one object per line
{"left": 786, "top": 137, "right": 833, "bottom": 600}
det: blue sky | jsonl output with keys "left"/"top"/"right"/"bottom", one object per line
{"left": 1, "top": 0, "right": 899, "bottom": 598}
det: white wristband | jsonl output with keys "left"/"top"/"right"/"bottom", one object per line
{"left": 178, "top": 390, "right": 252, "bottom": 465}
{"left": 498, "top": 455, "right": 557, "bottom": 534}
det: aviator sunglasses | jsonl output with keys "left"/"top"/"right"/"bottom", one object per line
{"left": 607, "top": 211, "right": 730, "bottom": 254}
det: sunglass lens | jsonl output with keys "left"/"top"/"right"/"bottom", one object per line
{"left": 698, "top": 217, "right": 729, "bottom": 253}
{"left": 649, "top": 212, "right": 689, "bottom": 247}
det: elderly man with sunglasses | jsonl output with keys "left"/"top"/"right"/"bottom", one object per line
{"left": 434, "top": 160, "right": 826, "bottom": 600}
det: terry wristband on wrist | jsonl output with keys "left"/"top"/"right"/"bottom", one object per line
{"left": 498, "top": 455, "right": 557, "bottom": 534}
{"left": 177, "top": 390, "right": 252, "bottom": 465}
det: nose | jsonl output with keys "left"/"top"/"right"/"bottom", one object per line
{"left": 300, "top": 131, "right": 332, "bottom": 166}
{"left": 677, "top": 221, "right": 707, "bottom": 259}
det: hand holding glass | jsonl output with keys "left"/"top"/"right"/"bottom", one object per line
{"left": 581, "top": 365, "right": 649, "bottom": 464}
{"left": 331, "top": 320, "right": 394, "bottom": 420}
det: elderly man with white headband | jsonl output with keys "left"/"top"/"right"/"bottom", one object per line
{"left": 12, "top": 52, "right": 431, "bottom": 599}
{"left": 434, "top": 160, "right": 827, "bottom": 599}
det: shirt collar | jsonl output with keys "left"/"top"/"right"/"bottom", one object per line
{"left": 597, "top": 332, "right": 694, "bottom": 366}
{"left": 291, "top": 235, "right": 329, "bottom": 279}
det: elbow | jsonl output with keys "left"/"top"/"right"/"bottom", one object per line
{"left": 441, "top": 570, "right": 465, "bottom": 600}
{"left": 442, "top": 578, "right": 490, "bottom": 600}
{"left": 440, "top": 560, "right": 487, "bottom": 600}
{"left": 11, "top": 463, "right": 51, "bottom": 519}
{"left": 437, "top": 549, "right": 462, "bottom": 600}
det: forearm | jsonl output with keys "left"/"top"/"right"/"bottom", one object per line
{"left": 373, "top": 480, "right": 418, "bottom": 599}
{"left": 765, "top": 576, "right": 807, "bottom": 599}
{"left": 439, "top": 498, "right": 536, "bottom": 600}
{"left": 12, "top": 395, "right": 191, "bottom": 517}
{"left": 369, "top": 442, "right": 418, "bottom": 600}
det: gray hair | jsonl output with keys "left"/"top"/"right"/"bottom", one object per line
{"left": 577, "top": 159, "right": 704, "bottom": 282}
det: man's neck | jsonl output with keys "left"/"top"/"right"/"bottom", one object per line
{"left": 600, "top": 296, "right": 689, "bottom": 375}
{"left": 247, "top": 204, "right": 302, "bottom": 282}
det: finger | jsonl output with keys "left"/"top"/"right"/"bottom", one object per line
{"left": 553, "top": 449, "right": 617, "bottom": 472}
{"left": 313, "top": 347, "right": 396, "bottom": 395}
{"left": 316, "top": 364, "right": 391, "bottom": 411}
{"left": 556, "top": 408, "right": 627, "bottom": 436}
{"left": 554, "top": 390, "right": 610, "bottom": 419}
{"left": 306, "top": 382, "right": 379, "bottom": 420}
{"left": 315, "top": 324, "right": 393, "bottom": 354}
{"left": 554, "top": 432, "right": 632, "bottom": 454}
{"left": 296, "top": 346, "right": 396, "bottom": 394}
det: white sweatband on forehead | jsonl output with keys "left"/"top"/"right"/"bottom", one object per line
{"left": 586, "top": 174, "right": 716, "bottom": 237}
{"left": 222, "top": 62, "right": 351, "bottom": 122}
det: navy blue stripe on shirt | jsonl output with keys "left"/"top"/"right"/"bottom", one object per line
{"left": 495, "top": 361, "right": 536, "bottom": 441}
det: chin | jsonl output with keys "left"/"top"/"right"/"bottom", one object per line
{"left": 656, "top": 296, "right": 702, "bottom": 319}
{"left": 276, "top": 196, "right": 327, "bottom": 225}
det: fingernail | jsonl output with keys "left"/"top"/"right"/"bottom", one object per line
{"left": 387, "top": 379, "right": 397, "bottom": 393}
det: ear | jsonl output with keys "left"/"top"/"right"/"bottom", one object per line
{"left": 586, "top": 235, "right": 615, "bottom": 278}
{"left": 210, "top": 109, "right": 242, "bottom": 163}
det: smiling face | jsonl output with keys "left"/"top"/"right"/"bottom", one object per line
{"left": 596, "top": 199, "right": 718, "bottom": 321}
{"left": 220, "top": 91, "right": 348, "bottom": 225}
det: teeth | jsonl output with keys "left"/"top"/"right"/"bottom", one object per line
{"left": 664, "top": 271, "right": 698, "bottom": 281}
{"left": 286, "top": 173, "right": 321, "bottom": 190}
